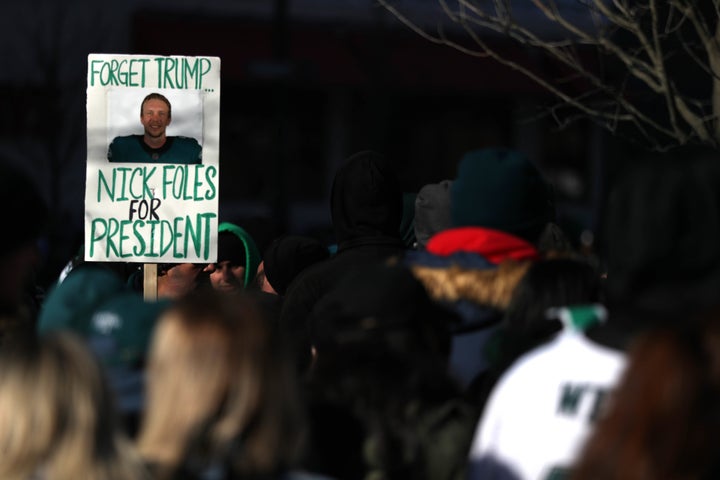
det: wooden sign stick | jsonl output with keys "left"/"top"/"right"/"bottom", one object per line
{"left": 144, "top": 263, "right": 158, "bottom": 301}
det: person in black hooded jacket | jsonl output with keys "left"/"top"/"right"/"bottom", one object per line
{"left": 279, "top": 151, "right": 408, "bottom": 372}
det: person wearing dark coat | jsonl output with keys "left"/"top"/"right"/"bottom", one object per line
{"left": 0, "top": 163, "right": 48, "bottom": 344}
{"left": 301, "top": 263, "right": 474, "bottom": 480}
{"left": 279, "top": 150, "right": 407, "bottom": 371}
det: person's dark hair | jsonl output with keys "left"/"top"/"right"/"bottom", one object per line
{"left": 309, "top": 263, "right": 454, "bottom": 362}
{"left": 504, "top": 256, "right": 601, "bottom": 336}
{"left": 0, "top": 164, "right": 48, "bottom": 255}
{"left": 141, "top": 93, "right": 172, "bottom": 119}
{"left": 603, "top": 145, "right": 720, "bottom": 322}
{"left": 571, "top": 315, "right": 720, "bottom": 480}
{"left": 303, "top": 264, "right": 473, "bottom": 480}
{"left": 305, "top": 343, "right": 473, "bottom": 480}
{"left": 262, "top": 235, "right": 329, "bottom": 296}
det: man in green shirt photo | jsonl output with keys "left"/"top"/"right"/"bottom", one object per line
{"left": 107, "top": 93, "right": 202, "bottom": 164}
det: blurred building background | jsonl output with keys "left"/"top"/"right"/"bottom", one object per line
{"left": 0, "top": 0, "right": 604, "bottom": 285}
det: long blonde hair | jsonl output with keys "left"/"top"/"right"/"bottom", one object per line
{"left": 137, "top": 291, "right": 304, "bottom": 476}
{"left": 0, "top": 332, "right": 148, "bottom": 480}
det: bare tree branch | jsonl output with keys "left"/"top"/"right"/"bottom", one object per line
{"left": 711, "top": 18, "right": 720, "bottom": 140}
{"left": 678, "top": 28, "right": 720, "bottom": 82}
{"left": 566, "top": 1, "right": 665, "bottom": 91}
{"left": 678, "top": 0, "right": 720, "bottom": 141}
{"left": 649, "top": 0, "right": 688, "bottom": 141}
{"left": 378, "top": 0, "right": 720, "bottom": 149}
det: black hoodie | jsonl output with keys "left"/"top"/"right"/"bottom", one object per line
{"left": 331, "top": 151, "right": 404, "bottom": 249}
{"left": 280, "top": 151, "right": 407, "bottom": 369}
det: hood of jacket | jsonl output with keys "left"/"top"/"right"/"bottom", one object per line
{"left": 330, "top": 151, "right": 404, "bottom": 248}
{"left": 218, "top": 222, "right": 261, "bottom": 289}
{"left": 410, "top": 260, "right": 532, "bottom": 312}
{"left": 426, "top": 226, "right": 539, "bottom": 263}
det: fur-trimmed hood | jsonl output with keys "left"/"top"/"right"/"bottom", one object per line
{"left": 410, "top": 260, "right": 532, "bottom": 312}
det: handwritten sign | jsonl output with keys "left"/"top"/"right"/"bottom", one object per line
{"left": 85, "top": 54, "right": 220, "bottom": 263}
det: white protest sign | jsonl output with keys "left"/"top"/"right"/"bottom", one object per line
{"left": 84, "top": 54, "right": 220, "bottom": 263}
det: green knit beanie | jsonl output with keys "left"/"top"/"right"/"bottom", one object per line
{"left": 451, "top": 148, "right": 555, "bottom": 242}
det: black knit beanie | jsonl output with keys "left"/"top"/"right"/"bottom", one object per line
{"left": 309, "top": 263, "right": 455, "bottom": 359}
{"left": 263, "top": 235, "right": 329, "bottom": 296}
{"left": 216, "top": 231, "right": 247, "bottom": 267}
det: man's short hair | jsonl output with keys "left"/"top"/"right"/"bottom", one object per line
{"left": 140, "top": 93, "right": 172, "bottom": 119}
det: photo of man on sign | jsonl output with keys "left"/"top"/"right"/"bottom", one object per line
{"left": 107, "top": 92, "right": 202, "bottom": 164}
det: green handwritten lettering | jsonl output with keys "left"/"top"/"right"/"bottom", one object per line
{"left": 97, "top": 170, "right": 115, "bottom": 202}
{"left": 89, "top": 218, "right": 107, "bottom": 257}
{"left": 133, "top": 220, "right": 146, "bottom": 256}
{"left": 204, "top": 166, "right": 217, "bottom": 200}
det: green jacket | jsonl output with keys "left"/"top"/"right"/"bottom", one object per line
{"left": 107, "top": 135, "right": 202, "bottom": 164}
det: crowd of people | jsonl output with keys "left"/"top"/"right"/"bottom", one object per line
{"left": 2, "top": 144, "right": 720, "bottom": 480}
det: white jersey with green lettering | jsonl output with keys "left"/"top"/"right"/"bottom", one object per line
{"left": 467, "top": 330, "right": 626, "bottom": 480}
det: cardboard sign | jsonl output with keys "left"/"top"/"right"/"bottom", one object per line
{"left": 84, "top": 54, "right": 220, "bottom": 263}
